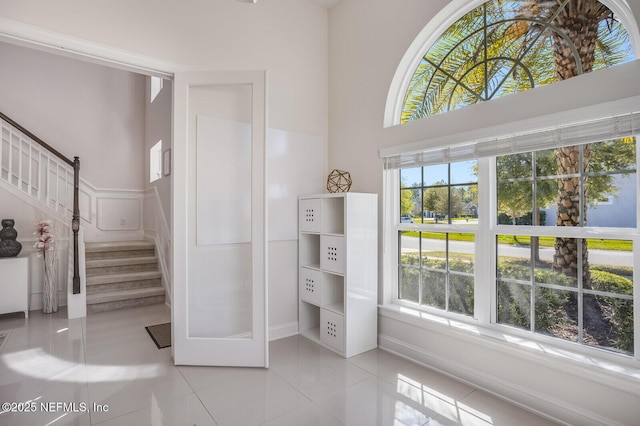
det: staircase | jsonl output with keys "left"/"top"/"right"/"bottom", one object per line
{"left": 85, "top": 241, "right": 165, "bottom": 313}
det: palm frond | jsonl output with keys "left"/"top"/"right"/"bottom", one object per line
{"left": 401, "top": 0, "right": 634, "bottom": 123}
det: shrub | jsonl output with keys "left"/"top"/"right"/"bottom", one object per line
{"left": 402, "top": 258, "right": 634, "bottom": 354}
{"left": 498, "top": 211, "right": 546, "bottom": 225}
{"left": 497, "top": 263, "right": 570, "bottom": 331}
{"left": 399, "top": 254, "right": 474, "bottom": 315}
{"left": 590, "top": 270, "right": 633, "bottom": 295}
{"left": 591, "top": 265, "right": 633, "bottom": 278}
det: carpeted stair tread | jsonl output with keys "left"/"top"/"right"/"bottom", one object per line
{"left": 87, "top": 287, "right": 165, "bottom": 304}
{"left": 87, "top": 270, "right": 162, "bottom": 285}
{"left": 86, "top": 256, "right": 158, "bottom": 268}
{"left": 85, "top": 240, "right": 165, "bottom": 313}
{"left": 85, "top": 241, "right": 155, "bottom": 252}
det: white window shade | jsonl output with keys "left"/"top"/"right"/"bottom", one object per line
{"left": 382, "top": 111, "right": 640, "bottom": 170}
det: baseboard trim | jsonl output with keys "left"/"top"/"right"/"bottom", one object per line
{"left": 269, "top": 322, "right": 298, "bottom": 341}
{"left": 378, "top": 333, "right": 621, "bottom": 426}
{"left": 30, "top": 290, "right": 67, "bottom": 312}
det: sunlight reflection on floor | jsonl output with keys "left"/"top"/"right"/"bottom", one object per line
{"left": 1, "top": 348, "right": 164, "bottom": 383}
{"left": 396, "top": 373, "right": 494, "bottom": 425}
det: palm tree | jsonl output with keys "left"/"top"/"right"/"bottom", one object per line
{"left": 521, "top": 0, "right": 627, "bottom": 284}
{"left": 403, "top": 0, "right": 633, "bottom": 284}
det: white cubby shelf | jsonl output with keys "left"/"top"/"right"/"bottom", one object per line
{"left": 298, "top": 192, "right": 377, "bottom": 358}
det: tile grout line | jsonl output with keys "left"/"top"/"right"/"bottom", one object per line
{"left": 80, "top": 316, "right": 98, "bottom": 426}
{"left": 175, "top": 365, "right": 222, "bottom": 425}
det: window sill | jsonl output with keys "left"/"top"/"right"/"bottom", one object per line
{"left": 378, "top": 303, "right": 640, "bottom": 393}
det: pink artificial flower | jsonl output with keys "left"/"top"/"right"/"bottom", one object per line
{"left": 33, "top": 220, "right": 55, "bottom": 255}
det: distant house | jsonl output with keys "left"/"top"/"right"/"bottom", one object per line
{"left": 461, "top": 203, "right": 478, "bottom": 218}
{"left": 544, "top": 174, "right": 636, "bottom": 227}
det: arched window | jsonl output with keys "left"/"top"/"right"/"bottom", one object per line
{"left": 383, "top": 0, "right": 640, "bottom": 357}
{"left": 397, "top": 0, "right": 635, "bottom": 124}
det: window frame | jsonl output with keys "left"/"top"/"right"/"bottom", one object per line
{"left": 385, "top": 137, "right": 640, "bottom": 363}
{"left": 398, "top": 160, "right": 480, "bottom": 316}
{"left": 149, "top": 140, "right": 163, "bottom": 183}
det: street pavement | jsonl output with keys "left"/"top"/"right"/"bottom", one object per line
{"left": 400, "top": 236, "right": 632, "bottom": 267}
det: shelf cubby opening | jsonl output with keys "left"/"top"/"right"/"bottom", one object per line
{"left": 321, "top": 197, "right": 345, "bottom": 235}
{"left": 299, "top": 301, "right": 320, "bottom": 333}
{"left": 299, "top": 233, "right": 320, "bottom": 269}
{"left": 322, "top": 272, "right": 344, "bottom": 314}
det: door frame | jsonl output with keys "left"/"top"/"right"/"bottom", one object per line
{"left": 0, "top": 20, "right": 269, "bottom": 367}
{"left": 172, "top": 70, "right": 269, "bottom": 366}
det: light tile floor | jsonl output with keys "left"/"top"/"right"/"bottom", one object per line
{"left": 0, "top": 304, "right": 560, "bottom": 425}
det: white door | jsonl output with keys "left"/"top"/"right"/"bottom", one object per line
{"left": 172, "top": 70, "right": 268, "bottom": 367}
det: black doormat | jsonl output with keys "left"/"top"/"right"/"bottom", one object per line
{"left": 145, "top": 322, "right": 171, "bottom": 349}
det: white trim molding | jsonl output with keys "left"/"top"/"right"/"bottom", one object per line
{"left": 0, "top": 16, "right": 181, "bottom": 78}
{"left": 380, "top": 95, "right": 640, "bottom": 161}
{"left": 269, "top": 322, "right": 299, "bottom": 341}
{"left": 79, "top": 179, "right": 145, "bottom": 242}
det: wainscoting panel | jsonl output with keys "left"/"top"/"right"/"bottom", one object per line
{"left": 96, "top": 197, "right": 141, "bottom": 231}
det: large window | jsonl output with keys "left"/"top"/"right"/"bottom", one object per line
{"left": 395, "top": 135, "right": 637, "bottom": 356}
{"left": 389, "top": 0, "right": 637, "bottom": 358}
{"left": 399, "top": 161, "right": 478, "bottom": 316}
{"left": 496, "top": 138, "right": 636, "bottom": 354}
{"left": 401, "top": 0, "right": 633, "bottom": 123}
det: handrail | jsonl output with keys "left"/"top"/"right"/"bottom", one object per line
{"left": 72, "top": 157, "right": 80, "bottom": 294}
{"left": 0, "top": 111, "right": 81, "bottom": 294}
{"left": 0, "top": 111, "right": 74, "bottom": 167}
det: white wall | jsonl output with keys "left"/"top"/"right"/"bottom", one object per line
{"left": 0, "top": 0, "right": 328, "bottom": 137}
{"left": 144, "top": 77, "right": 172, "bottom": 223}
{"left": 142, "top": 77, "right": 173, "bottom": 307}
{"left": 328, "top": 1, "right": 640, "bottom": 425}
{"left": 0, "top": 42, "right": 146, "bottom": 190}
{"left": 327, "top": 0, "right": 448, "bottom": 192}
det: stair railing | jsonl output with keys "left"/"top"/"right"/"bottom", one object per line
{"left": 0, "top": 111, "right": 81, "bottom": 294}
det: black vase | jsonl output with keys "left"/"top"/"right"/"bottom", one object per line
{"left": 0, "top": 219, "right": 22, "bottom": 257}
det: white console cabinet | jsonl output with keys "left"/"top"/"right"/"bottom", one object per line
{"left": 298, "top": 193, "right": 377, "bottom": 357}
{"left": 0, "top": 256, "right": 29, "bottom": 318}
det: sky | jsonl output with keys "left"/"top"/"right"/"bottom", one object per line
{"left": 401, "top": 160, "right": 477, "bottom": 188}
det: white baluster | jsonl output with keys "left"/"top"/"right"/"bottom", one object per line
{"left": 8, "top": 127, "right": 14, "bottom": 187}
{"left": 28, "top": 139, "right": 33, "bottom": 196}
{"left": 45, "top": 154, "right": 51, "bottom": 207}
{"left": 55, "top": 159, "right": 60, "bottom": 213}
{"left": 37, "top": 147, "right": 43, "bottom": 202}
{"left": 64, "top": 163, "right": 70, "bottom": 216}
{"left": 0, "top": 123, "right": 4, "bottom": 182}
{"left": 19, "top": 134, "right": 25, "bottom": 192}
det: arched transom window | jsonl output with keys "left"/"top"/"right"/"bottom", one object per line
{"left": 401, "top": 0, "right": 634, "bottom": 123}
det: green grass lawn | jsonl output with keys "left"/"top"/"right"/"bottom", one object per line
{"left": 496, "top": 235, "right": 632, "bottom": 251}
{"left": 400, "top": 231, "right": 632, "bottom": 251}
